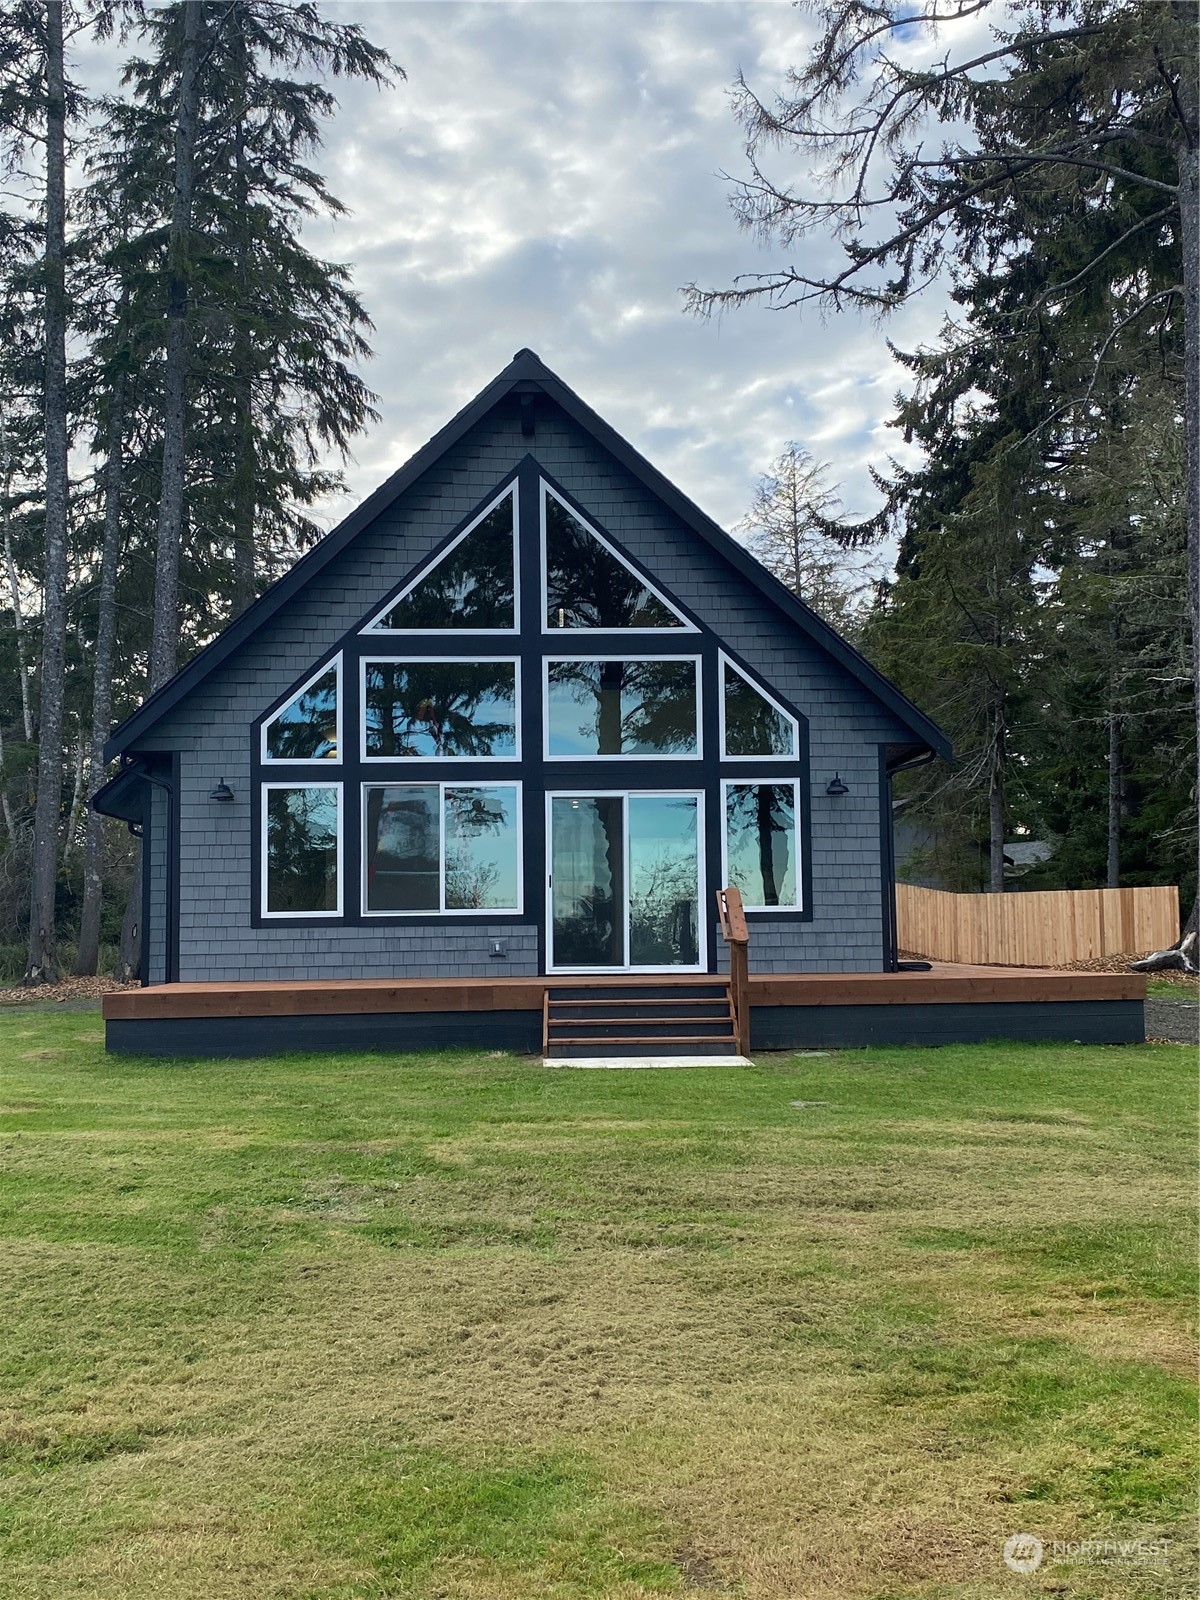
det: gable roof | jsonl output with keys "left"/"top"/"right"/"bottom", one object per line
{"left": 106, "top": 348, "right": 950, "bottom": 761}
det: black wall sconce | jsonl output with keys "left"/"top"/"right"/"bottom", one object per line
{"left": 825, "top": 773, "right": 849, "bottom": 797}
{"left": 209, "top": 778, "right": 235, "bottom": 803}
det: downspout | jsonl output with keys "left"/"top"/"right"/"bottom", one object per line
{"left": 884, "top": 746, "right": 936, "bottom": 972}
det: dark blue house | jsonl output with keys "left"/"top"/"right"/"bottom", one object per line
{"left": 97, "top": 351, "right": 1143, "bottom": 1055}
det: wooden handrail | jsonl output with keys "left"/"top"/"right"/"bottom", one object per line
{"left": 716, "top": 886, "right": 750, "bottom": 1056}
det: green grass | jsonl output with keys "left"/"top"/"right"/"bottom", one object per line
{"left": 1145, "top": 977, "right": 1198, "bottom": 1003}
{"left": 0, "top": 1014, "right": 1195, "bottom": 1599}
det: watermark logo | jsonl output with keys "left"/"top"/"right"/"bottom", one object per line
{"left": 1003, "top": 1533, "right": 1045, "bottom": 1574}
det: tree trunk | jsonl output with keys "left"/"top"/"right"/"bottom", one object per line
{"left": 117, "top": 845, "right": 141, "bottom": 982}
{"left": 230, "top": 30, "right": 256, "bottom": 615}
{"left": 1106, "top": 711, "right": 1121, "bottom": 888}
{"left": 61, "top": 726, "right": 85, "bottom": 866}
{"left": 0, "top": 720, "right": 15, "bottom": 837}
{"left": 987, "top": 707, "right": 1005, "bottom": 894}
{"left": 1173, "top": 1, "right": 1200, "bottom": 935}
{"left": 24, "top": 0, "right": 69, "bottom": 987}
{"left": 1, "top": 432, "right": 34, "bottom": 742}
{"left": 756, "top": 784, "right": 779, "bottom": 905}
{"left": 75, "top": 367, "right": 126, "bottom": 976}
{"left": 149, "top": 0, "right": 202, "bottom": 692}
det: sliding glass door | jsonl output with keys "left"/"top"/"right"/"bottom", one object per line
{"left": 548, "top": 792, "right": 703, "bottom": 971}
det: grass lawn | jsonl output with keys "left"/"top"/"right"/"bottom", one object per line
{"left": 0, "top": 1014, "right": 1195, "bottom": 1600}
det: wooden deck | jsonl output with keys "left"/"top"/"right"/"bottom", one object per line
{"left": 104, "top": 963, "right": 1144, "bottom": 1021}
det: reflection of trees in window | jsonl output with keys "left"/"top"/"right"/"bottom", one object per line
{"left": 266, "top": 787, "right": 339, "bottom": 912}
{"left": 547, "top": 660, "right": 698, "bottom": 755}
{"left": 628, "top": 797, "right": 699, "bottom": 966}
{"left": 364, "top": 662, "right": 517, "bottom": 757}
{"left": 265, "top": 667, "right": 338, "bottom": 759}
{"left": 723, "top": 662, "right": 794, "bottom": 756}
{"left": 444, "top": 787, "right": 517, "bottom": 909}
{"left": 725, "top": 783, "right": 797, "bottom": 907}
{"left": 545, "top": 496, "right": 682, "bottom": 629}
{"left": 364, "top": 784, "right": 439, "bottom": 910}
{"left": 550, "top": 796, "right": 623, "bottom": 966}
{"left": 364, "top": 784, "right": 518, "bottom": 912}
{"left": 375, "top": 495, "right": 515, "bottom": 630}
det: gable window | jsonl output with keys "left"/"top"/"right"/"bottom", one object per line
{"left": 722, "top": 780, "right": 801, "bottom": 910}
{"left": 545, "top": 658, "right": 700, "bottom": 758}
{"left": 362, "top": 660, "right": 519, "bottom": 760}
{"left": 263, "top": 784, "right": 342, "bottom": 916}
{"left": 262, "top": 657, "right": 340, "bottom": 762}
{"left": 363, "top": 487, "right": 517, "bottom": 632}
{"left": 363, "top": 783, "right": 521, "bottom": 913}
{"left": 542, "top": 484, "right": 690, "bottom": 631}
{"left": 720, "top": 655, "right": 798, "bottom": 758}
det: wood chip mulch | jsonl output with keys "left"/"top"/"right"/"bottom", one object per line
{"left": 0, "top": 976, "right": 139, "bottom": 1007}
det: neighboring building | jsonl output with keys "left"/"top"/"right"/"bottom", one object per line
{"left": 96, "top": 350, "right": 946, "bottom": 987}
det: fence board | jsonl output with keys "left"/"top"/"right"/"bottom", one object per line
{"left": 895, "top": 883, "right": 1179, "bottom": 967}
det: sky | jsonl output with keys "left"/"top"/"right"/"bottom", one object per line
{"left": 299, "top": 0, "right": 945, "bottom": 537}
{"left": 78, "top": 1, "right": 990, "bottom": 542}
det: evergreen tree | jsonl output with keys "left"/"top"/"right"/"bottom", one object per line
{"left": 689, "top": 0, "right": 1198, "bottom": 916}
{"left": 737, "top": 444, "right": 875, "bottom": 629}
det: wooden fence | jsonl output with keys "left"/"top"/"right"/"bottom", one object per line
{"left": 895, "top": 882, "right": 1180, "bottom": 967}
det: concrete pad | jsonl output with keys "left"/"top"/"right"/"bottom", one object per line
{"left": 544, "top": 1054, "right": 754, "bottom": 1069}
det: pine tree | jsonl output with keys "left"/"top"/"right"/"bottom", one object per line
{"left": 70, "top": 1, "right": 397, "bottom": 976}
{"left": 737, "top": 444, "right": 875, "bottom": 629}
{"left": 689, "top": 1, "right": 1198, "bottom": 913}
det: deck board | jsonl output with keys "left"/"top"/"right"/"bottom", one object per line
{"left": 103, "top": 963, "right": 1144, "bottom": 1021}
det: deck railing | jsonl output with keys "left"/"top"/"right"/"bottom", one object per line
{"left": 895, "top": 882, "right": 1180, "bottom": 967}
{"left": 716, "top": 885, "right": 750, "bottom": 1055}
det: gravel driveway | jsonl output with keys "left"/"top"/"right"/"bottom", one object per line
{"left": 1145, "top": 998, "right": 1199, "bottom": 1045}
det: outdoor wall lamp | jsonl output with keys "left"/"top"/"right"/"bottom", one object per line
{"left": 209, "top": 778, "right": 235, "bottom": 803}
{"left": 825, "top": 773, "right": 849, "bottom": 797}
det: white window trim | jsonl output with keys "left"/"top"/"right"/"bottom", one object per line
{"left": 360, "top": 656, "right": 522, "bottom": 763}
{"left": 261, "top": 781, "right": 343, "bottom": 918}
{"left": 260, "top": 654, "right": 343, "bottom": 766}
{"left": 359, "top": 484, "right": 519, "bottom": 635}
{"left": 717, "top": 651, "right": 799, "bottom": 761}
{"left": 719, "top": 777, "right": 804, "bottom": 913}
{"left": 361, "top": 780, "right": 524, "bottom": 917}
{"left": 545, "top": 788, "right": 707, "bottom": 973}
{"left": 542, "top": 654, "right": 703, "bottom": 761}
{"left": 539, "top": 480, "right": 697, "bottom": 635}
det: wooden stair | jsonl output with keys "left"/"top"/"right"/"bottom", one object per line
{"left": 542, "top": 978, "right": 739, "bottom": 1059}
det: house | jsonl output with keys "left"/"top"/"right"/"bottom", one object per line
{"left": 96, "top": 350, "right": 1144, "bottom": 1054}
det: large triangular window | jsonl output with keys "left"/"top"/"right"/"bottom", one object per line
{"left": 261, "top": 657, "right": 341, "bottom": 762}
{"left": 720, "top": 654, "right": 798, "bottom": 758}
{"left": 363, "top": 487, "right": 517, "bottom": 633}
{"left": 542, "top": 483, "right": 691, "bottom": 631}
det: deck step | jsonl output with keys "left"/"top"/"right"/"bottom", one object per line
{"left": 543, "top": 977, "right": 738, "bottom": 1058}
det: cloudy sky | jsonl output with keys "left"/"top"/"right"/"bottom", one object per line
{"left": 82, "top": 1, "right": 983, "bottom": 540}
{"left": 298, "top": 0, "right": 953, "bottom": 537}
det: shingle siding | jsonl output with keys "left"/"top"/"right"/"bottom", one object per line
{"left": 138, "top": 401, "right": 911, "bottom": 980}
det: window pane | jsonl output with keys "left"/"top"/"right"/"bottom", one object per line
{"left": 364, "top": 785, "right": 439, "bottom": 911}
{"left": 723, "top": 662, "right": 795, "bottom": 757}
{"left": 265, "top": 787, "right": 339, "bottom": 913}
{"left": 265, "top": 666, "right": 338, "bottom": 760}
{"left": 628, "top": 794, "right": 699, "bottom": 966}
{"left": 551, "top": 795, "right": 624, "bottom": 966}
{"left": 725, "top": 784, "right": 798, "bottom": 908}
{"left": 546, "top": 660, "right": 698, "bottom": 756}
{"left": 364, "top": 662, "right": 517, "bottom": 758}
{"left": 545, "top": 494, "right": 683, "bottom": 629}
{"left": 375, "top": 494, "right": 515, "bottom": 630}
{"left": 444, "top": 786, "right": 520, "bottom": 910}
